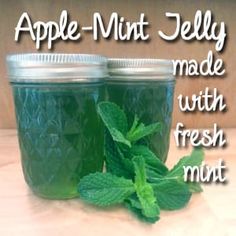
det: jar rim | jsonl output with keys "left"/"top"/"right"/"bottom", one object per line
{"left": 108, "top": 58, "right": 174, "bottom": 81}
{"left": 6, "top": 53, "right": 108, "bottom": 83}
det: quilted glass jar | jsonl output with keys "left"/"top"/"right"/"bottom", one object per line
{"left": 107, "top": 59, "right": 175, "bottom": 162}
{"left": 6, "top": 54, "right": 107, "bottom": 199}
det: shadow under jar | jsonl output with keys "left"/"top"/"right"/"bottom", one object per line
{"left": 6, "top": 53, "right": 107, "bottom": 199}
{"left": 107, "top": 58, "right": 175, "bottom": 163}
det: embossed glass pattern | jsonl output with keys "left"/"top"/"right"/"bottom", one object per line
{"left": 12, "top": 83, "right": 104, "bottom": 199}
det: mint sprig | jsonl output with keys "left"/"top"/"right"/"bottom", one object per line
{"left": 78, "top": 102, "right": 204, "bottom": 223}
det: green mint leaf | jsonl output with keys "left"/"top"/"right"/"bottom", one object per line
{"left": 126, "top": 194, "right": 142, "bottom": 209}
{"left": 105, "top": 134, "right": 134, "bottom": 179}
{"left": 97, "top": 102, "right": 128, "bottom": 134}
{"left": 152, "top": 179, "right": 192, "bottom": 210}
{"left": 133, "top": 156, "right": 160, "bottom": 218}
{"left": 130, "top": 145, "right": 168, "bottom": 176}
{"left": 187, "top": 182, "right": 203, "bottom": 193}
{"left": 126, "top": 115, "right": 139, "bottom": 137}
{"left": 127, "top": 122, "right": 162, "bottom": 143}
{"left": 167, "top": 148, "right": 204, "bottom": 178}
{"left": 109, "top": 128, "right": 131, "bottom": 147}
{"left": 125, "top": 194, "right": 159, "bottom": 223}
{"left": 78, "top": 172, "right": 135, "bottom": 206}
{"left": 133, "top": 156, "right": 146, "bottom": 185}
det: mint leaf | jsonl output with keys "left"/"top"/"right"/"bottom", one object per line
{"left": 133, "top": 156, "right": 160, "bottom": 218}
{"left": 109, "top": 128, "right": 131, "bottom": 147}
{"left": 126, "top": 194, "right": 142, "bottom": 209}
{"left": 78, "top": 173, "right": 135, "bottom": 206}
{"left": 133, "top": 156, "right": 147, "bottom": 187}
{"left": 167, "top": 148, "right": 204, "bottom": 178}
{"left": 127, "top": 115, "right": 139, "bottom": 136}
{"left": 130, "top": 145, "right": 168, "bottom": 176}
{"left": 152, "top": 179, "right": 192, "bottom": 210}
{"left": 127, "top": 122, "right": 162, "bottom": 143}
{"left": 97, "top": 102, "right": 128, "bottom": 134}
{"left": 98, "top": 102, "right": 130, "bottom": 147}
{"left": 125, "top": 194, "right": 159, "bottom": 223}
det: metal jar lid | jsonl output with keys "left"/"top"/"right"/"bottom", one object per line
{"left": 6, "top": 53, "right": 108, "bottom": 83}
{"left": 108, "top": 58, "right": 174, "bottom": 81}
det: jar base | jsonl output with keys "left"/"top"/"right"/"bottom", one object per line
{"left": 31, "top": 189, "right": 80, "bottom": 200}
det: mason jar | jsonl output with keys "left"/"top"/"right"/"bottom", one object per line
{"left": 107, "top": 58, "right": 175, "bottom": 162}
{"left": 6, "top": 53, "right": 107, "bottom": 199}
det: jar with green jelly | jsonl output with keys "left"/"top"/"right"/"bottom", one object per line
{"left": 6, "top": 53, "right": 107, "bottom": 199}
{"left": 106, "top": 59, "right": 175, "bottom": 162}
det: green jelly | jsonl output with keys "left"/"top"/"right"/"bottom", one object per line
{"left": 12, "top": 83, "right": 105, "bottom": 199}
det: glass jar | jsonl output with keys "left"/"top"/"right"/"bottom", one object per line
{"left": 6, "top": 53, "right": 107, "bottom": 199}
{"left": 107, "top": 58, "right": 175, "bottom": 162}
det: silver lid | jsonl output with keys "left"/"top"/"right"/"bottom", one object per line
{"left": 108, "top": 58, "right": 174, "bottom": 81}
{"left": 6, "top": 53, "right": 108, "bottom": 83}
